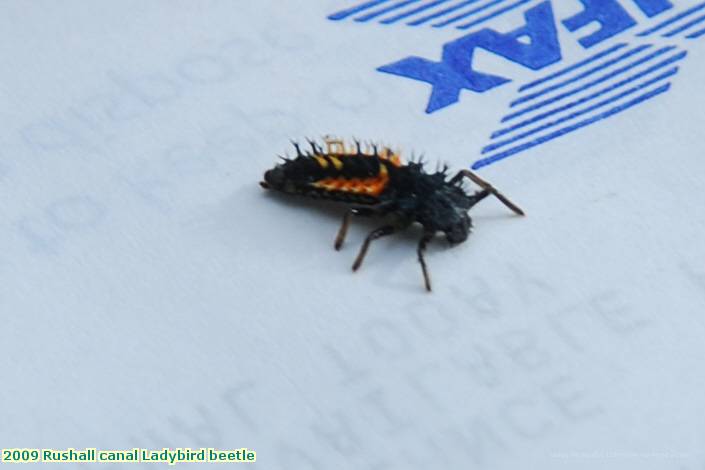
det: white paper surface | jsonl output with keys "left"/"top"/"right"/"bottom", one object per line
{"left": 2, "top": 1, "right": 705, "bottom": 469}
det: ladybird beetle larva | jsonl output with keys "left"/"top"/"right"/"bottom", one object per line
{"left": 260, "top": 137, "right": 525, "bottom": 292}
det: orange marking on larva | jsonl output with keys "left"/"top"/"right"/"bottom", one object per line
{"left": 378, "top": 162, "right": 389, "bottom": 178}
{"left": 329, "top": 156, "right": 344, "bottom": 170}
{"left": 314, "top": 156, "right": 329, "bottom": 168}
{"left": 364, "top": 179, "right": 386, "bottom": 195}
{"left": 310, "top": 179, "right": 329, "bottom": 190}
{"left": 312, "top": 176, "right": 353, "bottom": 193}
{"left": 356, "top": 162, "right": 390, "bottom": 196}
{"left": 326, "top": 178, "right": 343, "bottom": 189}
{"left": 342, "top": 178, "right": 361, "bottom": 193}
{"left": 333, "top": 177, "right": 352, "bottom": 190}
{"left": 310, "top": 160, "right": 390, "bottom": 196}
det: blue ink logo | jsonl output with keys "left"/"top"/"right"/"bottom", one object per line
{"left": 328, "top": 0, "right": 705, "bottom": 168}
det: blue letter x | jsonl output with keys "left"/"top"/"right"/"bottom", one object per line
{"left": 378, "top": 1, "right": 561, "bottom": 113}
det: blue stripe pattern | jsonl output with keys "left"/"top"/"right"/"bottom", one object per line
{"left": 510, "top": 44, "right": 653, "bottom": 107}
{"left": 472, "top": 84, "right": 672, "bottom": 170}
{"left": 687, "top": 26, "right": 705, "bottom": 38}
{"left": 407, "top": 0, "right": 482, "bottom": 25}
{"left": 493, "top": 64, "right": 680, "bottom": 139}
{"left": 328, "top": 0, "right": 530, "bottom": 29}
{"left": 328, "top": 0, "right": 390, "bottom": 20}
{"left": 482, "top": 70, "right": 676, "bottom": 154}
{"left": 432, "top": 0, "right": 504, "bottom": 28}
{"left": 637, "top": 1, "right": 705, "bottom": 36}
{"left": 519, "top": 43, "right": 628, "bottom": 92}
{"left": 329, "top": 0, "right": 705, "bottom": 35}
{"left": 380, "top": 0, "right": 452, "bottom": 23}
{"left": 356, "top": 0, "right": 423, "bottom": 22}
{"left": 504, "top": 46, "right": 681, "bottom": 122}
{"left": 456, "top": 0, "right": 533, "bottom": 29}
{"left": 662, "top": 13, "right": 705, "bottom": 37}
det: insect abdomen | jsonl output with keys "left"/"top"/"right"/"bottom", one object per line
{"left": 263, "top": 139, "right": 402, "bottom": 204}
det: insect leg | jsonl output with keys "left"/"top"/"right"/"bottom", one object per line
{"left": 450, "top": 169, "right": 525, "bottom": 216}
{"left": 417, "top": 230, "right": 436, "bottom": 292}
{"left": 351, "top": 225, "right": 397, "bottom": 272}
{"left": 334, "top": 201, "right": 396, "bottom": 250}
{"left": 334, "top": 209, "right": 355, "bottom": 251}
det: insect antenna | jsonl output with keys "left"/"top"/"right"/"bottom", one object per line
{"left": 459, "top": 170, "right": 525, "bottom": 216}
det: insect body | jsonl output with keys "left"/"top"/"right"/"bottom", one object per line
{"left": 260, "top": 138, "right": 524, "bottom": 291}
